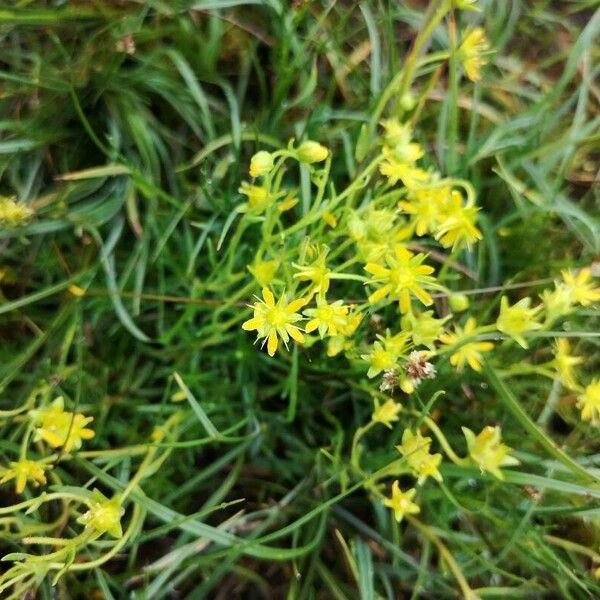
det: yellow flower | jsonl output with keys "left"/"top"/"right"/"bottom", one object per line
{"left": 561, "top": 268, "right": 600, "bottom": 306}
{"left": 577, "top": 379, "right": 600, "bottom": 425}
{"left": 361, "top": 331, "right": 409, "bottom": 378}
{"left": 249, "top": 151, "right": 274, "bottom": 178}
{"left": 347, "top": 208, "right": 412, "bottom": 266}
{"left": 248, "top": 260, "right": 278, "bottom": 287}
{"left": 29, "top": 397, "right": 95, "bottom": 453}
{"left": 242, "top": 288, "right": 306, "bottom": 356}
{"left": 457, "top": 28, "right": 490, "bottom": 82}
{"left": 362, "top": 341, "right": 397, "bottom": 378}
{"left": 237, "top": 181, "right": 273, "bottom": 213}
{"left": 401, "top": 310, "right": 449, "bottom": 350}
{"left": 365, "top": 245, "right": 437, "bottom": 313}
{"left": 293, "top": 246, "right": 331, "bottom": 294}
{"left": 439, "top": 317, "right": 494, "bottom": 372}
{"left": 326, "top": 336, "right": 347, "bottom": 357}
{"left": 0, "top": 196, "right": 33, "bottom": 227}
{"left": 396, "top": 429, "right": 443, "bottom": 484}
{"left": 77, "top": 489, "right": 124, "bottom": 539}
{"left": 297, "top": 140, "right": 328, "bottom": 164}
{"left": 540, "top": 283, "right": 574, "bottom": 323}
{"left": 550, "top": 338, "right": 582, "bottom": 390}
{"left": 303, "top": 299, "right": 349, "bottom": 338}
{"left": 496, "top": 296, "right": 542, "bottom": 349}
{"left": 371, "top": 398, "right": 402, "bottom": 429}
{"left": 340, "top": 311, "right": 362, "bottom": 336}
{"left": 462, "top": 426, "right": 519, "bottom": 480}
{"left": 379, "top": 146, "right": 429, "bottom": 189}
{"left": 325, "top": 312, "right": 362, "bottom": 357}
{"left": 399, "top": 186, "right": 447, "bottom": 236}
{"left": 435, "top": 190, "right": 482, "bottom": 250}
{"left": 382, "top": 481, "right": 420, "bottom": 522}
{"left": 0, "top": 459, "right": 48, "bottom": 494}
{"left": 347, "top": 209, "right": 368, "bottom": 241}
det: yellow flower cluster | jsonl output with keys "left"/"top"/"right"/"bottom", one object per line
{"left": 238, "top": 123, "right": 599, "bottom": 447}
{"left": 232, "top": 24, "right": 599, "bottom": 536}
{"left": 0, "top": 397, "right": 95, "bottom": 498}
{"left": 29, "top": 396, "right": 95, "bottom": 453}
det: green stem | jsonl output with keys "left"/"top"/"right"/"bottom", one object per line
{"left": 368, "top": 0, "right": 452, "bottom": 134}
{"left": 446, "top": 7, "right": 459, "bottom": 174}
{"left": 351, "top": 421, "right": 377, "bottom": 472}
{"left": 416, "top": 414, "right": 469, "bottom": 466}
{"left": 408, "top": 516, "right": 480, "bottom": 600}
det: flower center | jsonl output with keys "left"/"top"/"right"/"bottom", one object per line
{"left": 266, "top": 307, "right": 287, "bottom": 328}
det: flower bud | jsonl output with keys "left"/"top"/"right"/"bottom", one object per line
{"left": 399, "top": 92, "right": 416, "bottom": 111}
{"left": 249, "top": 151, "right": 274, "bottom": 178}
{"left": 297, "top": 140, "right": 328, "bottom": 164}
{"left": 449, "top": 293, "right": 470, "bottom": 312}
{"left": 399, "top": 377, "right": 415, "bottom": 395}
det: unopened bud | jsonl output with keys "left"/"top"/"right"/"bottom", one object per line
{"left": 297, "top": 140, "right": 328, "bottom": 164}
{"left": 249, "top": 151, "right": 274, "bottom": 178}
{"left": 449, "top": 293, "right": 470, "bottom": 312}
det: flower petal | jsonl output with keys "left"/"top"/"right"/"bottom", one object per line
{"left": 364, "top": 263, "right": 389, "bottom": 277}
{"left": 368, "top": 285, "right": 392, "bottom": 304}
{"left": 267, "top": 330, "right": 278, "bottom": 356}
{"left": 262, "top": 288, "right": 275, "bottom": 308}
{"left": 286, "top": 325, "right": 305, "bottom": 343}
{"left": 305, "top": 319, "right": 319, "bottom": 333}
{"left": 242, "top": 317, "right": 261, "bottom": 331}
{"left": 287, "top": 297, "right": 307, "bottom": 313}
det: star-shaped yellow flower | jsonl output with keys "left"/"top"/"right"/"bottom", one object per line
{"left": 77, "top": 489, "right": 124, "bottom": 539}
{"left": 0, "top": 458, "right": 48, "bottom": 494}
{"left": 561, "top": 268, "right": 600, "bottom": 306}
{"left": 496, "top": 296, "right": 542, "bottom": 349}
{"left": 242, "top": 288, "right": 306, "bottom": 356}
{"left": 439, "top": 317, "right": 494, "bottom": 372}
{"left": 550, "top": 338, "right": 582, "bottom": 390}
{"left": 434, "top": 191, "right": 482, "bottom": 250}
{"left": 371, "top": 398, "right": 402, "bottom": 429}
{"left": 365, "top": 246, "right": 437, "bottom": 313}
{"left": 29, "top": 397, "right": 95, "bottom": 453}
{"left": 382, "top": 481, "right": 420, "bottom": 522}
{"left": 462, "top": 425, "right": 519, "bottom": 480}
{"left": 303, "top": 299, "right": 349, "bottom": 338}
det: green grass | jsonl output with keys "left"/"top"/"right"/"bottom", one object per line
{"left": 1, "top": 1, "right": 599, "bottom": 598}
